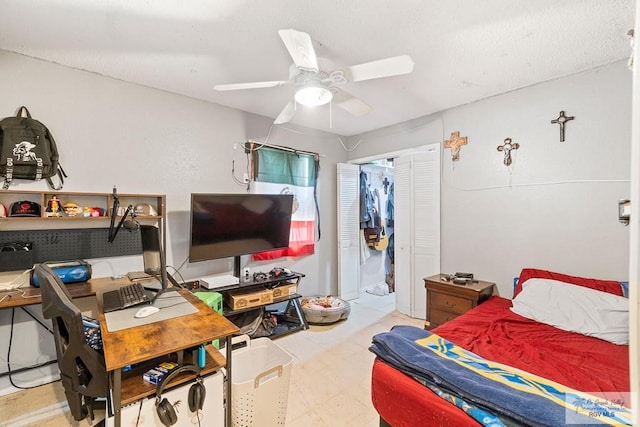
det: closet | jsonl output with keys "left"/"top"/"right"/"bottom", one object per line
{"left": 337, "top": 144, "right": 441, "bottom": 318}
{"left": 358, "top": 162, "right": 395, "bottom": 296}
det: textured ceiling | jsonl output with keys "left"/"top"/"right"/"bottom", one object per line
{"left": 0, "top": 0, "right": 635, "bottom": 136}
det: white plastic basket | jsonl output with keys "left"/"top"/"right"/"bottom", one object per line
{"left": 231, "top": 335, "right": 293, "bottom": 427}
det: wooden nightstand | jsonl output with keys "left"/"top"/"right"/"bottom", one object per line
{"left": 424, "top": 274, "right": 495, "bottom": 329}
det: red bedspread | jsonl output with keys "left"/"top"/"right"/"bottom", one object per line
{"left": 433, "top": 296, "right": 629, "bottom": 398}
{"left": 371, "top": 296, "right": 629, "bottom": 426}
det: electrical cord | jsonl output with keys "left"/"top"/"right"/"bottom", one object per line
{"left": 231, "top": 159, "right": 247, "bottom": 186}
{"left": 160, "top": 300, "right": 190, "bottom": 309}
{"left": 337, "top": 137, "right": 363, "bottom": 152}
{"left": 0, "top": 292, "right": 10, "bottom": 304}
{"left": 166, "top": 265, "right": 186, "bottom": 286}
{"left": 135, "top": 398, "right": 143, "bottom": 426}
{"left": 0, "top": 268, "right": 34, "bottom": 292}
{"left": 20, "top": 306, "right": 54, "bottom": 335}
{"left": 0, "top": 287, "right": 46, "bottom": 304}
{"left": 6, "top": 308, "right": 59, "bottom": 389}
{"left": 192, "top": 409, "right": 203, "bottom": 426}
{"left": 173, "top": 256, "right": 190, "bottom": 275}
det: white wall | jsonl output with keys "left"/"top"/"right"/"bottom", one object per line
{"left": 348, "top": 61, "right": 631, "bottom": 297}
{"left": 0, "top": 50, "right": 347, "bottom": 393}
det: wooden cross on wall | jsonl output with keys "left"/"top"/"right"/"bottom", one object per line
{"left": 550, "top": 110, "right": 575, "bottom": 142}
{"left": 443, "top": 131, "right": 468, "bottom": 161}
{"left": 497, "top": 138, "right": 520, "bottom": 166}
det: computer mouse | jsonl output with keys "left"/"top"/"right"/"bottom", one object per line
{"left": 134, "top": 305, "right": 160, "bottom": 318}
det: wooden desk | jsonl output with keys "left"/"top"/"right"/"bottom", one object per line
{"left": 0, "top": 276, "right": 129, "bottom": 309}
{"left": 97, "top": 288, "right": 239, "bottom": 427}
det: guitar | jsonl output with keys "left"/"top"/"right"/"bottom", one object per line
{"left": 373, "top": 223, "right": 389, "bottom": 251}
{"left": 365, "top": 189, "right": 389, "bottom": 251}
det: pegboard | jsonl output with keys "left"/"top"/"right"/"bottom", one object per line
{"left": 0, "top": 228, "right": 142, "bottom": 271}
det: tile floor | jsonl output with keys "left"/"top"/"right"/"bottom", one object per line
{"left": 0, "top": 292, "right": 424, "bottom": 426}
{"left": 278, "top": 292, "right": 423, "bottom": 426}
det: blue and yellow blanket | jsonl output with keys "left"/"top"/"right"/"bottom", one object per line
{"left": 370, "top": 325, "right": 631, "bottom": 426}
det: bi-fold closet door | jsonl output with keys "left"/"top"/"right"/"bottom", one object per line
{"left": 394, "top": 146, "right": 441, "bottom": 319}
{"left": 337, "top": 145, "right": 440, "bottom": 318}
{"left": 337, "top": 163, "right": 361, "bottom": 301}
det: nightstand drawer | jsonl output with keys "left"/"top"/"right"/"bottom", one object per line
{"left": 430, "top": 292, "right": 472, "bottom": 314}
{"left": 429, "top": 307, "right": 460, "bottom": 326}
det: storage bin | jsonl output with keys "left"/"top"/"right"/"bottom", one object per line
{"left": 194, "top": 291, "right": 223, "bottom": 348}
{"left": 225, "top": 287, "right": 273, "bottom": 310}
{"left": 194, "top": 291, "right": 223, "bottom": 313}
{"left": 231, "top": 335, "right": 293, "bottom": 426}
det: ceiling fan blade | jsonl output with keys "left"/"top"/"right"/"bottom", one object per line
{"left": 332, "top": 91, "right": 372, "bottom": 116}
{"left": 214, "top": 80, "right": 287, "bottom": 91}
{"left": 278, "top": 29, "right": 319, "bottom": 72}
{"left": 274, "top": 101, "right": 296, "bottom": 124}
{"left": 344, "top": 55, "right": 414, "bottom": 82}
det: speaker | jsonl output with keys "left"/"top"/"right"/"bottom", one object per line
{"left": 155, "top": 364, "right": 206, "bottom": 426}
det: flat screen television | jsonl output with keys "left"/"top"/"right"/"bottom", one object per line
{"left": 189, "top": 193, "right": 294, "bottom": 265}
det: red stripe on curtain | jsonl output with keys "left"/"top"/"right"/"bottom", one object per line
{"left": 252, "top": 221, "right": 315, "bottom": 260}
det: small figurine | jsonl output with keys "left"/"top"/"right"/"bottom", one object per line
{"left": 63, "top": 202, "right": 82, "bottom": 217}
{"left": 83, "top": 206, "right": 104, "bottom": 217}
{"left": 45, "top": 196, "right": 62, "bottom": 217}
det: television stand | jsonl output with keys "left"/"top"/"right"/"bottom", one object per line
{"left": 200, "top": 272, "right": 308, "bottom": 339}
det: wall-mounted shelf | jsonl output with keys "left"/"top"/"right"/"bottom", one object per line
{"left": 0, "top": 190, "right": 165, "bottom": 230}
{"left": 0, "top": 190, "right": 166, "bottom": 270}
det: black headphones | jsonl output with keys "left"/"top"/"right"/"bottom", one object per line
{"left": 155, "top": 364, "right": 206, "bottom": 426}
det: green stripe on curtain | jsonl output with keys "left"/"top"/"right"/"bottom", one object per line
{"left": 253, "top": 147, "right": 317, "bottom": 186}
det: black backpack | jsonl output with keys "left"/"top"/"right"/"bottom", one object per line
{"left": 0, "top": 106, "right": 66, "bottom": 190}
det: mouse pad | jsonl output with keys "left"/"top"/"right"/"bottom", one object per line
{"left": 104, "top": 291, "right": 198, "bottom": 332}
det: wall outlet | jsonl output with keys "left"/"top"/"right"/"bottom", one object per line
{"left": 243, "top": 267, "right": 250, "bottom": 279}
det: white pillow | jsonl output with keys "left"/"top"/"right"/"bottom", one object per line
{"left": 511, "top": 278, "right": 629, "bottom": 345}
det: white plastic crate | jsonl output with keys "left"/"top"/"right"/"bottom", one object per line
{"left": 231, "top": 335, "right": 293, "bottom": 426}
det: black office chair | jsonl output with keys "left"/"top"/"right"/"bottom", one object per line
{"left": 36, "top": 263, "right": 109, "bottom": 423}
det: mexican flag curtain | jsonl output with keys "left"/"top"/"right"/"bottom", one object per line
{"left": 249, "top": 142, "right": 319, "bottom": 260}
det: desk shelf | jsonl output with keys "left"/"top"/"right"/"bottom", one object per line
{"left": 119, "top": 346, "right": 226, "bottom": 406}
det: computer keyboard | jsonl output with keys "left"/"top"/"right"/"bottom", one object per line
{"left": 103, "top": 283, "right": 152, "bottom": 312}
{"left": 120, "top": 283, "right": 150, "bottom": 306}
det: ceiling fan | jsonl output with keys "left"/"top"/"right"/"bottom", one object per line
{"left": 214, "top": 29, "right": 414, "bottom": 125}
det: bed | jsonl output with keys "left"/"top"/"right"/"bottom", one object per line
{"left": 370, "top": 268, "right": 631, "bottom": 426}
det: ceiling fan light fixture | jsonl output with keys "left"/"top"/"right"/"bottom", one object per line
{"left": 295, "top": 84, "right": 333, "bottom": 107}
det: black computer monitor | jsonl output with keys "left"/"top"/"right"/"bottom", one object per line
{"left": 140, "top": 224, "right": 163, "bottom": 276}
{"left": 139, "top": 224, "right": 180, "bottom": 302}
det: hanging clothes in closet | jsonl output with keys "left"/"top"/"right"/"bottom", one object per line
{"left": 359, "top": 170, "right": 375, "bottom": 229}
{"left": 386, "top": 183, "right": 394, "bottom": 228}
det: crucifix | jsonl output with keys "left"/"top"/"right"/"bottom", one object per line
{"left": 443, "top": 131, "right": 468, "bottom": 161}
{"left": 382, "top": 176, "right": 390, "bottom": 195}
{"left": 497, "top": 138, "right": 520, "bottom": 166}
{"left": 550, "top": 110, "right": 575, "bottom": 142}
